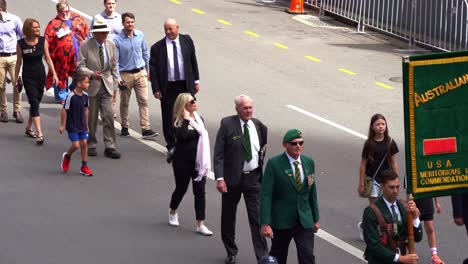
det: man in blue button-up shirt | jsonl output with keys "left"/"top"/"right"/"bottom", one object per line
{"left": 113, "top": 12, "right": 157, "bottom": 139}
{"left": 0, "top": 0, "right": 23, "bottom": 123}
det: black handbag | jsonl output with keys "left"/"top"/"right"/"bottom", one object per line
{"left": 16, "top": 77, "right": 23, "bottom": 93}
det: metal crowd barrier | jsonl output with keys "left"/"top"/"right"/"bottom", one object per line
{"left": 303, "top": 0, "right": 468, "bottom": 51}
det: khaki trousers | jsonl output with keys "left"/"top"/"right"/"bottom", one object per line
{"left": 88, "top": 82, "right": 116, "bottom": 150}
{"left": 0, "top": 55, "right": 21, "bottom": 113}
{"left": 119, "top": 70, "right": 150, "bottom": 130}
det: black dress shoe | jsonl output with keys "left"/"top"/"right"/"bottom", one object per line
{"left": 104, "top": 148, "right": 121, "bottom": 159}
{"left": 166, "top": 147, "right": 175, "bottom": 163}
{"left": 224, "top": 255, "right": 236, "bottom": 264}
{"left": 88, "top": 148, "right": 97, "bottom": 157}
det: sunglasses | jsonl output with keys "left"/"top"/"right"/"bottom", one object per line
{"left": 189, "top": 99, "right": 196, "bottom": 105}
{"left": 288, "top": 141, "right": 304, "bottom": 146}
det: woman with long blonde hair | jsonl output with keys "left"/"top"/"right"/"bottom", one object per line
{"left": 168, "top": 93, "right": 212, "bottom": 236}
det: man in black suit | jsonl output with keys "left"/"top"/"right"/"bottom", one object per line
{"left": 149, "top": 18, "right": 199, "bottom": 161}
{"left": 214, "top": 95, "right": 268, "bottom": 264}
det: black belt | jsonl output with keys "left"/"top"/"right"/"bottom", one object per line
{"left": 242, "top": 168, "right": 259, "bottom": 175}
{"left": 0, "top": 52, "right": 16, "bottom": 57}
{"left": 121, "top": 67, "right": 144, "bottom": 74}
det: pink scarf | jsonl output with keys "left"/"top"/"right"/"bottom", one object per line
{"left": 189, "top": 112, "right": 211, "bottom": 181}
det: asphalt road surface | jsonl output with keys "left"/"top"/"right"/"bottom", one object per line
{"left": 1, "top": 0, "right": 467, "bottom": 263}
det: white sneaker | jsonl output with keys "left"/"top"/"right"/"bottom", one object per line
{"left": 358, "top": 221, "right": 364, "bottom": 241}
{"left": 168, "top": 212, "right": 179, "bottom": 226}
{"left": 196, "top": 225, "right": 213, "bottom": 236}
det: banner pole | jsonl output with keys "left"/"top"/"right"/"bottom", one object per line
{"left": 406, "top": 193, "right": 416, "bottom": 254}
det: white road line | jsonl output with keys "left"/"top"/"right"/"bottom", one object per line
{"left": 45, "top": 1, "right": 363, "bottom": 261}
{"left": 286, "top": 105, "right": 367, "bottom": 140}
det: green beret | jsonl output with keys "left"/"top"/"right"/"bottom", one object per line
{"left": 283, "top": 129, "right": 302, "bottom": 142}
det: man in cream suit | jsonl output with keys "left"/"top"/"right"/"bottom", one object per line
{"left": 77, "top": 20, "right": 121, "bottom": 159}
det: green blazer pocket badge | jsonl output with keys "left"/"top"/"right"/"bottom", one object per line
{"left": 232, "top": 135, "right": 241, "bottom": 141}
{"left": 284, "top": 169, "right": 293, "bottom": 177}
{"left": 307, "top": 174, "right": 315, "bottom": 188}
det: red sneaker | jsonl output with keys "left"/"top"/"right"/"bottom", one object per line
{"left": 80, "top": 165, "right": 93, "bottom": 176}
{"left": 61, "top": 152, "right": 70, "bottom": 173}
{"left": 432, "top": 254, "right": 445, "bottom": 264}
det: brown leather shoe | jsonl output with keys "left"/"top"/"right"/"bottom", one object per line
{"left": 0, "top": 112, "right": 7, "bottom": 122}
{"left": 13, "top": 112, "right": 23, "bottom": 123}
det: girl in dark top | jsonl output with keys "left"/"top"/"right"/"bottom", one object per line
{"left": 357, "top": 114, "right": 399, "bottom": 241}
{"left": 14, "top": 18, "right": 58, "bottom": 145}
{"left": 168, "top": 93, "right": 213, "bottom": 236}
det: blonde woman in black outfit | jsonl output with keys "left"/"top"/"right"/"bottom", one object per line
{"left": 14, "top": 18, "right": 58, "bottom": 145}
{"left": 168, "top": 93, "right": 212, "bottom": 236}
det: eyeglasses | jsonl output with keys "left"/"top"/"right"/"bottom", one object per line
{"left": 189, "top": 99, "right": 196, "bottom": 105}
{"left": 288, "top": 141, "right": 304, "bottom": 146}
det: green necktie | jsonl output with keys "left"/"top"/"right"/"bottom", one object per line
{"left": 243, "top": 123, "right": 252, "bottom": 162}
{"left": 391, "top": 204, "right": 400, "bottom": 224}
{"left": 99, "top": 44, "right": 104, "bottom": 70}
{"left": 294, "top": 161, "right": 302, "bottom": 191}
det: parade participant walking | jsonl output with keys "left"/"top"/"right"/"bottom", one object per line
{"left": 45, "top": 0, "right": 89, "bottom": 103}
{"left": 89, "top": 0, "right": 122, "bottom": 41}
{"left": 362, "top": 170, "right": 423, "bottom": 264}
{"left": 114, "top": 12, "right": 157, "bottom": 139}
{"left": 413, "top": 197, "right": 445, "bottom": 264}
{"left": 358, "top": 114, "right": 399, "bottom": 239}
{"left": 14, "top": 18, "right": 58, "bottom": 145}
{"left": 59, "top": 74, "right": 92, "bottom": 176}
{"left": 0, "top": 0, "right": 23, "bottom": 123}
{"left": 168, "top": 93, "right": 212, "bottom": 236}
{"left": 214, "top": 94, "right": 268, "bottom": 264}
{"left": 260, "top": 129, "right": 320, "bottom": 264}
{"left": 149, "top": 18, "right": 200, "bottom": 163}
{"left": 451, "top": 193, "right": 468, "bottom": 264}
{"left": 77, "top": 20, "right": 120, "bottom": 159}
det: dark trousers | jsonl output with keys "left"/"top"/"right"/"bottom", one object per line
{"left": 24, "top": 85, "right": 43, "bottom": 117}
{"left": 270, "top": 223, "right": 316, "bottom": 264}
{"left": 170, "top": 159, "right": 206, "bottom": 220}
{"left": 160, "top": 81, "right": 187, "bottom": 150}
{"left": 221, "top": 170, "right": 268, "bottom": 260}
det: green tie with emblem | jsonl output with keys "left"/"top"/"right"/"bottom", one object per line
{"left": 391, "top": 204, "right": 400, "bottom": 224}
{"left": 294, "top": 161, "right": 302, "bottom": 191}
{"left": 99, "top": 44, "right": 105, "bottom": 70}
{"left": 243, "top": 123, "right": 252, "bottom": 162}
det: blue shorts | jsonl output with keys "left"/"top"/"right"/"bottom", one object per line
{"left": 68, "top": 131, "right": 89, "bottom": 142}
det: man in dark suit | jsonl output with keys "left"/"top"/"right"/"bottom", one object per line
{"left": 362, "top": 170, "right": 423, "bottom": 264}
{"left": 214, "top": 94, "right": 268, "bottom": 264}
{"left": 149, "top": 18, "right": 199, "bottom": 162}
{"left": 260, "top": 129, "right": 319, "bottom": 264}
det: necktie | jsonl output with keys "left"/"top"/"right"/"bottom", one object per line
{"left": 172, "top": 41, "right": 180, "bottom": 80}
{"left": 99, "top": 44, "right": 104, "bottom": 70}
{"left": 391, "top": 204, "right": 399, "bottom": 223}
{"left": 294, "top": 161, "right": 302, "bottom": 191}
{"left": 243, "top": 123, "right": 252, "bottom": 162}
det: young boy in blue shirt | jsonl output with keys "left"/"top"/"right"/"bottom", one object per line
{"left": 59, "top": 74, "right": 93, "bottom": 176}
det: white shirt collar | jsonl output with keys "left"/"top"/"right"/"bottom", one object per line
{"left": 166, "top": 35, "right": 179, "bottom": 44}
{"left": 101, "top": 10, "right": 119, "bottom": 18}
{"left": 285, "top": 152, "right": 301, "bottom": 165}
{"left": 383, "top": 197, "right": 398, "bottom": 208}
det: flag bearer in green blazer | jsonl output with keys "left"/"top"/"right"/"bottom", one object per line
{"left": 260, "top": 129, "right": 319, "bottom": 264}
{"left": 362, "top": 170, "right": 423, "bottom": 264}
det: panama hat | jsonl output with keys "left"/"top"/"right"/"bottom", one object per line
{"left": 91, "top": 20, "right": 110, "bottom": 33}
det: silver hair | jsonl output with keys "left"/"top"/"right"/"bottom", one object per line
{"left": 234, "top": 94, "right": 253, "bottom": 107}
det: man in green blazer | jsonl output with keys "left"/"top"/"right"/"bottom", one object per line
{"left": 260, "top": 129, "right": 319, "bottom": 264}
{"left": 362, "top": 170, "right": 423, "bottom": 264}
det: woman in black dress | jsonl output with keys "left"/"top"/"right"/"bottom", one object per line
{"left": 168, "top": 93, "right": 213, "bottom": 236}
{"left": 15, "top": 18, "right": 58, "bottom": 145}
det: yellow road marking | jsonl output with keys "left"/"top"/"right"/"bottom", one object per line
{"left": 170, "top": 0, "right": 182, "bottom": 4}
{"left": 244, "top": 30, "right": 260, "bottom": 37}
{"left": 274, "top": 43, "right": 288, "bottom": 49}
{"left": 375, "top": 82, "right": 394, "bottom": 90}
{"left": 305, "top": 55, "right": 321, "bottom": 62}
{"left": 192, "top": 8, "right": 205, "bottom": 14}
{"left": 217, "top": 19, "right": 232, "bottom": 25}
{"left": 338, "top": 68, "right": 357, "bottom": 75}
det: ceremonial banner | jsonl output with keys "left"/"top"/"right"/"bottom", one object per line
{"left": 403, "top": 51, "right": 468, "bottom": 199}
